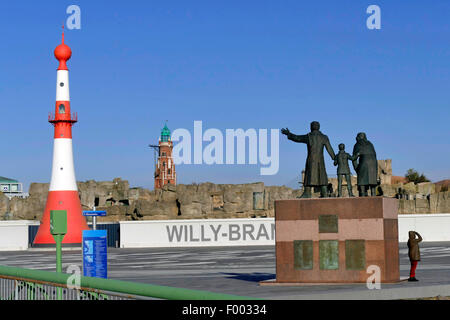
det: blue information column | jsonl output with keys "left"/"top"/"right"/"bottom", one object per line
{"left": 82, "top": 230, "right": 108, "bottom": 278}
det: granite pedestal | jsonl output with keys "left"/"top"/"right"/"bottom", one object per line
{"left": 272, "top": 197, "right": 399, "bottom": 284}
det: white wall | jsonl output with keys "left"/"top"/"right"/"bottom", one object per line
{"left": 398, "top": 214, "right": 450, "bottom": 242}
{"left": 0, "top": 221, "right": 36, "bottom": 251}
{"left": 120, "top": 218, "right": 275, "bottom": 248}
{"left": 120, "top": 214, "right": 450, "bottom": 248}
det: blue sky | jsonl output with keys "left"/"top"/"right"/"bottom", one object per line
{"left": 0, "top": 1, "right": 449, "bottom": 191}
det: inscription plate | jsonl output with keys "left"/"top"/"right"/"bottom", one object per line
{"left": 319, "top": 215, "right": 338, "bottom": 233}
{"left": 345, "top": 240, "right": 366, "bottom": 270}
{"left": 319, "top": 240, "right": 339, "bottom": 270}
{"left": 293, "top": 240, "right": 313, "bottom": 270}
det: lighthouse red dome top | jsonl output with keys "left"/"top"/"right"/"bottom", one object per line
{"left": 54, "top": 27, "right": 72, "bottom": 70}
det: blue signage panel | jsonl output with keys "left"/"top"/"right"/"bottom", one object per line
{"left": 82, "top": 211, "right": 107, "bottom": 217}
{"left": 82, "top": 230, "right": 108, "bottom": 278}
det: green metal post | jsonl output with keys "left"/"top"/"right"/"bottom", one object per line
{"left": 55, "top": 234, "right": 63, "bottom": 273}
{"left": 55, "top": 234, "right": 63, "bottom": 300}
{"left": 50, "top": 210, "right": 67, "bottom": 300}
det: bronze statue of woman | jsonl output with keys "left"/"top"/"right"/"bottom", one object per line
{"left": 352, "top": 132, "right": 378, "bottom": 196}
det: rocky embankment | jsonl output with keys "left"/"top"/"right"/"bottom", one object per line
{"left": 0, "top": 178, "right": 448, "bottom": 222}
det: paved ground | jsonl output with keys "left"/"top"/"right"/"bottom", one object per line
{"left": 1, "top": 242, "right": 450, "bottom": 299}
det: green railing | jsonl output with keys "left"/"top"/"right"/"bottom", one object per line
{"left": 0, "top": 265, "right": 259, "bottom": 300}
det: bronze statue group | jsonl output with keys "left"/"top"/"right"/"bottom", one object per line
{"left": 281, "top": 121, "right": 377, "bottom": 198}
{"left": 282, "top": 121, "right": 422, "bottom": 282}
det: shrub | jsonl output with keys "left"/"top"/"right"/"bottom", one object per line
{"left": 405, "top": 169, "right": 430, "bottom": 184}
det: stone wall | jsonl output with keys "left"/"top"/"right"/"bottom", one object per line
{"left": 0, "top": 177, "right": 448, "bottom": 221}
{"left": 378, "top": 159, "right": 392, "bottom": 185}
{"left": 325, "top": 178, "right": 449, "bottom": 214}
{"left": 0, "top": 179, "right": 300, "bottom": 222}
{"left": 397, "top": 192, "right": 450, "bottom": 214}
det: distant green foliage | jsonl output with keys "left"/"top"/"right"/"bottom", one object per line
{"left": 405, "top": 169, "right": 430, "bottom": 184}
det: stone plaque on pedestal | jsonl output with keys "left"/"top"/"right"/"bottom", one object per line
{"left": 273, "top": 197, "right": 399, "bottom": 283}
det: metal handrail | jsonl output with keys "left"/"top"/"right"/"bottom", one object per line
{"left": 0, "top": 265, "right": 258, "bottom": 300}
{"left": 48, "top": 112, "right": 78, "bottom": 123}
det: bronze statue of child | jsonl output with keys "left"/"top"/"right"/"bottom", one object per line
{"left": 407, "top": 231, "right": 422, "bottom": 282}
{"left": 333, "top": 143, "right": 358, "bottom": 197}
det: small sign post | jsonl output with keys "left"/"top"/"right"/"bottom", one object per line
{"left": 82, "top": 207, "right": 106, "bottom": 230}
{"left": 82, "top": 208, "right": 107, "bottom": 278}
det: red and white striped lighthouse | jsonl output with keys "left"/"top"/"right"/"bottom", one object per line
{"left": 33, "top": 28, "right": 89, "bottom": 247}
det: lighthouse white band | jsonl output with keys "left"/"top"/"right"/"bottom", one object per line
{"left": 49, "top": 138, "right": 78, "bottom": 191}
{"left": 56, "top": 70, "right": 70, "bottom": 101}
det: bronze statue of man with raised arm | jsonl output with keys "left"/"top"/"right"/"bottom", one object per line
{"left": 281, "top": 121, "right": 335, "bottom": 198}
